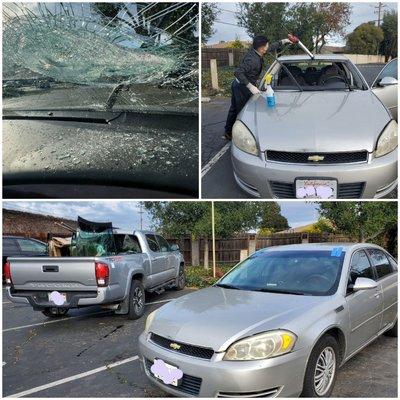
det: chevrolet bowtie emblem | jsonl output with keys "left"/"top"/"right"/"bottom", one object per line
{"left": 308, "top": 155, "right": 325, "bottom": 162}
{"left": 170, "top": 342, "right": 181, "bottom": 350}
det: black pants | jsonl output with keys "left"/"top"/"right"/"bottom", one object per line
{"left": 224, "top": 80, "right": 252, "bottom": 137}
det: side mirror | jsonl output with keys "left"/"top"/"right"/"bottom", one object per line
{"left": 170, "top": 244, "right": 179, "bottom": 251}
{"left": 352, "top": 277, "right": 378, "bottom": 291}
{"left": 378, "top": 76, "right": 398, "bottom": 87}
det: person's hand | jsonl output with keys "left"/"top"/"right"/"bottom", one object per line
{"left": 247, "top": 83, "right": 261, "bottom": 95}
{"left": 281, "top": 38, "right": 292, "bottom": 45}
{"left": 287, "top": 34, "right": 299, "bottom": 43}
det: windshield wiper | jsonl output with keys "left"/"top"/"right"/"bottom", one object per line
{"left": 215, "top": 283, "right": 242, "bottom": 290}
{"left": 276, "top": 60, "right": 303, "bottom": 92}
{"left": 255, "top": 288, "right": 305, "bottom": 295}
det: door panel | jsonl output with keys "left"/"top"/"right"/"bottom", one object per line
{"left": 346, "top": 250, "right": 383, "bottom": 354}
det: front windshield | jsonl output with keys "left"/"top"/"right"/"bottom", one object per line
{"left": 268, "top": 60, "right": 366, "bottom": 91}
{"left": 217, "top": 249, "right": 345, "bottom": 296}
{"left": 3, "top": 2, "right": 198, "bottom": 112}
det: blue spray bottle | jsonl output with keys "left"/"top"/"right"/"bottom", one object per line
{"left": 264, "top": 74, "right": 275, "bottom": 107}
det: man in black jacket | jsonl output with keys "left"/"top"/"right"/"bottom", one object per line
{"left": 224, "top": 35, "right": 294, "bottom": 140}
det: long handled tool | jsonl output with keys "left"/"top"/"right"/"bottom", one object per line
{"left": 287, "top": 33, "right": 314, "bottom": 59}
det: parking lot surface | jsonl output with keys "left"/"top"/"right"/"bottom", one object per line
{"left": 201, "top": 64, "right": 397, "bottom": 199}
{"left": 2, "top": 285, "right": 397, "bottom": 397}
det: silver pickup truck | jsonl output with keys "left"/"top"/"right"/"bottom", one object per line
{"left": 5, "top": 229, "right": 185, "bottom": 320}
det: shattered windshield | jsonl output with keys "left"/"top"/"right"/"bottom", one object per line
{"left": 270, "top": 60, "right": 366, "bottom": 91}
{"left": 3, "top": 2, "right": 198, "bottom": 112}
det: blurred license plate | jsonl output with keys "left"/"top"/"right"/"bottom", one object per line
{"left": 48, "top": 291, "right": 67, "bottom": 304}
{"left": 296, "top": 179, "right": 337, "bottom": 199}
{"left": 150, "top": 359, "right": 182, "bottom": 387}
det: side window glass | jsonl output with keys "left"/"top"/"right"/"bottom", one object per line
{"left": 16, "top": 239, "right": 46, "bottom": 253}
{"left": 146, "top": 234, "right": 160, "bottom": 252}
{"left": 348, "top": 250, "right": 375, "bottom": 290}
{"left": 375, "top": 60, "right": 398, "bottom": 85}
{"left": 156, "top": 235, "right": 170, "bottom": 252}
{"left": 367, "top": 249, "right": 393, "bottom": 279}
{"left": 3, "top": 238, "right": 19, "bottom": 253}
{"left": 387, "top": 255, "right": 398, "bottom": 271}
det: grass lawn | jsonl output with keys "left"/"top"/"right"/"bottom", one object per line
{"left": 202, "top": 66, "right": 235, "bottom": 97}
{"left": 186, "top": 265, "right": 234, "bottom": 289}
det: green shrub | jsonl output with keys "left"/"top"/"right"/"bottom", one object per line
{"left": 185, "top": 265, "right": 233, "bottom": 289}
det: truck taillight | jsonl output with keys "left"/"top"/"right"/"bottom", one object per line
{"left": 95, "top": 262, "right": 109, "bottom": 287}
{"left": 4, "top": 261, "right": 12, "bottom": 285}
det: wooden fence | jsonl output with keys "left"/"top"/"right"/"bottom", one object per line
{"left": 167, "top": 233, "right": 353, "bottom": 267}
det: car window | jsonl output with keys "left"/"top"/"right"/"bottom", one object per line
{"left": 374, "top": 59, "right": 398, "bottom": 85}
{"left": 156, "top": 235, "right": 170, "bottom": 252}
{"left": 15, "top": 238, "right": 47, "bottom": 253}
{"left": 146, "top": 234, "right": 160, "bottom": 252}
{"left": 387, "top": 255, "right": 398, "bottom": 271}
{"left": 367, "top": 249, "right": 394, "bottom": 279}
{"left": 272, "top": 60, "right": 365, "bottom": 91}
{"left": 348, "top": 250, "right": 375, "bottom": 291}
{"left": 3, "top": 238, "right": 19, "bottom": 253}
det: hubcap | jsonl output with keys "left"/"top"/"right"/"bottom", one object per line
{"left": 133, "top": 287, "right": 144, "bottom": 313}
{"left": 314, "top": 346, "right": 336, "bottom": 396}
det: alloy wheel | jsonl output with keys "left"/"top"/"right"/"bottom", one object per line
{"left": 314, "top": 346, "right": 336, "bottom": 396}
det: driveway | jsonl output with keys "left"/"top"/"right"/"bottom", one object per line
{"left": 201, "top": 64, "right": 397, "bottom": 199}
{"left": 2, "top": 285, "right": 397, "bottom": 397}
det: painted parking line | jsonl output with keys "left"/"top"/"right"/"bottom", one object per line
{"left": 201, "top": 142, "right": 230, "bottom": 177}
{"left": 3, "top": 298, "right": 177, "bottom": 332}
{"left": 3, "top": 310, "right": 112, "bottom": 333}
{"left": 6, "top": 355, "right": 140, "bottom": 398}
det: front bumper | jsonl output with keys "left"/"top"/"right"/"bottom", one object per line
{"left": 5, "top": 286, "right": 110, "bottom": 309}
{"left": 139, "top": 332, "right": 308, "bottom": 397}
{"left": 231, "top": 145, "right": 397, "bottom": 199}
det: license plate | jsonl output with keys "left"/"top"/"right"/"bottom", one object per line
{"left": 149, "top": 359, "right": 183, "bottom": 387}
{"left": 295, "top": 179, "right": 337, "bottom": 199}
{"left": 48, "top": 291, "right": 67, "bottom": 305}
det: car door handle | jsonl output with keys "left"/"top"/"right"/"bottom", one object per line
{"left": 373, "top": 292, "right": 380, "bottom": 298}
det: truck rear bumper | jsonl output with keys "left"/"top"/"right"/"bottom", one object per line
{"left": 6, "top": 287, "right": 112, "bottom": 309}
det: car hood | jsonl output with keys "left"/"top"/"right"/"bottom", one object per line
{"left": 239, "top": 90, "right": 391, "bottom": 153}
{"left": 149, "top": 287, "right": 328, "bottom": 351}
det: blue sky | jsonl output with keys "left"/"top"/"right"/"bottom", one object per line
{"left": 209, "top": 2, "right": 398, "bottom": 45}
{"left": 3, "top": 201, "right": 320, "bottom": 230}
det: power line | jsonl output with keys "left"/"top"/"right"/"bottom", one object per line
{"left": 374, "top": 2, "right": 387, "bottom": 27}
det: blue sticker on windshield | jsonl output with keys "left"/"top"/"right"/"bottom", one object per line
{"left": 331, "top": 247, "right": 343, "bottom": 257}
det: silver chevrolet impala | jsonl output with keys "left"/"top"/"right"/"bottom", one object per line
{"left": 231, "top": 55, "right": 398, "bottom": 199}
{"left": 139, "top": 243, "right": 397, "bottom": 397}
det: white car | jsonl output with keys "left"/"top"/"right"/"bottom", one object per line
{"left": 372, "top": 58, "right": 398, "bottom": 121}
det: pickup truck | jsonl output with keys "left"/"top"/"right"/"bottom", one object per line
{"left": 5, "top": 228, "right": 185, "bottom": 320}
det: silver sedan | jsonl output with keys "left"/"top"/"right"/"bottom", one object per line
{"left": 231, "top": 55, "right": 398, "bottom": 199}
{"left": 139, "top": 243, "right": 397, "bottom": 397}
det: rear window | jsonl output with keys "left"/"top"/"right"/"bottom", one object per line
{"left": 15, "top": 238, "right": 46, "bottom": 253}
{"left": 3, "top": 238, "right": 19, "bottom": 253}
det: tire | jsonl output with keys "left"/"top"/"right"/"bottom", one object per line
{"left": 128, "top": 279, "right": 146, "bottom": 320}
{"left": 384, "top": 320, "right": 397, "bottom": 337}
{"left": 174, "top": 265, "right": 185, "bottom": 291}
{"left": 42, "top": 307, "right": 69, "bottom": 318}
{"left": 301, "top": 334, "right": 339, "bottom": 397}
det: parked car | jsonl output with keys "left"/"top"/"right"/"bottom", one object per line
{"left": 5, "top": 225, "right": 185, "bottom": 319}
{"left": 2, "top": 235, "right": 47, "bottom": 282}
{"left": 372, "top": 58, "right": 398, "bottom": 121}
{"left": 140, "top": 243, "right": 397, "bottom": 397}
{"left": 231, "top": 54, "right": 398, "bottom": 199}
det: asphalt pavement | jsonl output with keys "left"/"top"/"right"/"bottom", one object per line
{"left": 2, "top": 285, "right": 397, "bottom": 397}
{"left": 201, "top": 63, "right": 397, "bottom": 199}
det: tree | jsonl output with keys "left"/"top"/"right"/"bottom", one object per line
{"left": 380, "top": 10, "right": 398, "bottom": 61}
{"left": 143, "top": 201, "right": 263, "bottom": 239}
{"left": 259, "top": 203, "right": 289, "bottom": 232}
{"left": 303, "top": 217, "right": 335, "bottom": 234}
{"left": 228, "top": 35, "right": 245, "bottom": 49}
{"left": 318, "top": 202, "right": 397, "bottom": 247}
{"left": 201, "top": 3, "right": 220, "bottom": 43}
{"left": 346, "top": 22, "right": 384, "bottom": 55}
{"left": 287, "top": 2, "right": 351, "bottom": 53}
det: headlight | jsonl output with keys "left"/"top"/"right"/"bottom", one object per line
{"left": 375, "top": 120, "right": 398, "bottom": 158}
{"left": 223, "top": 330, "right": 297, "bottom": 361}
{"left": 145, "top": 310, "right": 157, "bottom": 333}
{"left": 232, "top": 120, "right": 258, "bottom": 155}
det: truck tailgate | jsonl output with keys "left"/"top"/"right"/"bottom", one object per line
{"left": 8, "top": 257, "right": 98, "bottom": 291}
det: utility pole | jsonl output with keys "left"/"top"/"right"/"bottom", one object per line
{"left": 138, "top": 203, "right": 144, "bottom": 230}
{"left": 374, "top": 2, "right": 387, "bottom": 27}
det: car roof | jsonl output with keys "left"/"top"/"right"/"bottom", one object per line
{"left": 257, "top": 242, "right": 381, "bottom": 252}
{"left": 277, "top": 54, "right": 349, "bottom": 62}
